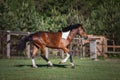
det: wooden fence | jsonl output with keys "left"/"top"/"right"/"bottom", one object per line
{"left": 0, "top": 30, "right": 30, "bottom": 58}
{"left": 105, "top": 39, "right": 120, "bottom": 54}
{"left": 0, "top": 30, "right": 85, "bottom": 58}
{"left": 1, "top": 30, "right": 119, "bottom": 59}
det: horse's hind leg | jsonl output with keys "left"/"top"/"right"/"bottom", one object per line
{"left": 40, "top": 46, "right": 53, "bottom": 66}
{"left": 31, "top": 46, "right": 38, "bottom": 68}
{"left": 40, "top": 54, "right": 53, "bottom": 66}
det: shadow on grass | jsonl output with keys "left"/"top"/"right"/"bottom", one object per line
{"left": 15, "top": 64, "right": 67, "bottom": 68}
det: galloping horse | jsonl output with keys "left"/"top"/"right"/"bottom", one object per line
{"left": 18, "top": 24, "right": 88, "bottom": 68}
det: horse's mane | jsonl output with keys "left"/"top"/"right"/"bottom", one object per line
{"left": 59, "top": 24, "right": 84, "bottom": 32}
{"left": 33, "top": 24, "right": 84, "bottom": 33}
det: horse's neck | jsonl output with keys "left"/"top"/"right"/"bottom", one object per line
{"left": 67, "top": 30, "right": 78, "bottom": 41}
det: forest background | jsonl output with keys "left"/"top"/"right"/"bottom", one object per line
{"left": 0, "top": 0, "right": 120, "bottom": 44}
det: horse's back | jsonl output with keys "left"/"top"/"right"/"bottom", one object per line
{"left": 33, "top": 31, "right": 61, "bottom": 38}
{"left": 32, "top": 31, "right": 62, "bottom": 48}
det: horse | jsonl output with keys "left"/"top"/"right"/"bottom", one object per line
{"left": 17, "top": 23, "right": 88, "bottom": 68}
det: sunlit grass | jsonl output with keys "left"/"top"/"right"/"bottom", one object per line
{"left": 0, "top": 58, "right": 120, "bottom": 80}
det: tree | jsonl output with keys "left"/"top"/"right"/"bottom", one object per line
{"left": 88, "top": 0, "right": 120, "bottom": 44}
{"left": 0, "top": 0, "right": 120, "bottom": 44}
{"left": 0, "top": 0, "right": 40, "bottom": 32}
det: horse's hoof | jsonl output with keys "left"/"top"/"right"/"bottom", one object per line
{"left": 32, "top": 65, "right": 38, "bottom": 68}
{"left": 48, "top": 61, "right": 53, "bottom": 67}
{"left": 48, "top": 64, "right": 53, "bottom": 67}
{"left": 70, "top": 63, "right": 75, "bottom": 69}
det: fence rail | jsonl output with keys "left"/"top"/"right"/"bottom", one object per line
{"left": 0, "top": 30, "right": 85, "bottom": 58}
{"left": 106, "top": 45, "right": 120, "bottom": 54}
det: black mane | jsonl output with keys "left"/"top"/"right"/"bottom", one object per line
{"left": 60, "top": 24, "right": 83, "bottom": 32}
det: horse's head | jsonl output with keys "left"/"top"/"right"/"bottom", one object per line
{"left": 77, "top": 24, "right": 88, "bottom": 39}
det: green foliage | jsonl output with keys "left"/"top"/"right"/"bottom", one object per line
{"left": 87, "top": 0, "right": 120, "bottom": 44}
{"left": 0, "top": 0, "right": 39, "bottom": 31}
{"left": 0, "top": 0, "right": 120, "bottom": 44}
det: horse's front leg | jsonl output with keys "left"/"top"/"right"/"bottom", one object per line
{"left": 69, "top": 52, "right": 75, "bottom": 68}
{"left": 59, "top": 48, "right": 70, "bottom": 63}
{"left": 60, "top": 52, "right": 70, "bottom": 63}
{"left": 59, "top": 50, "right": 75, "bottom": 68}
{"left": 31, "top": 46, "right": 38, "bottom": 68}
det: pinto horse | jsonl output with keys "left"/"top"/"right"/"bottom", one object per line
{"left": 18, "top": 24, "right": 88, "bottom": 68}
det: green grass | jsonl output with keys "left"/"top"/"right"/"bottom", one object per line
{"left": 0, "top": 58, "right": 120, "bottom": 80}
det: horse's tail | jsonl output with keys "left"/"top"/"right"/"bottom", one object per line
{"left": 17, "top": 35, "right": 32, "bottom": 51}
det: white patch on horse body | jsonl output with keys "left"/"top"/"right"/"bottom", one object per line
{"left": 62, "top": 31, "right": 70, "bottom": 39}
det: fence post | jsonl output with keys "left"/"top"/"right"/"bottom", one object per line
{"left": 82, "top": 45, "right": 86, "bottom": 58}
{"left": 80, "top": 38, "right": 85, "bottom": 59}
{"left": 61, "top": 50, "right": 64, "bottom": 59}
{"left": 7, "top": 30, "right": 11, "bottom": 58}
{"left": 90, "top": 40, "right": 97, "bottom": 60}
{"left": 26, "top": 42, "right": 31, "bottom": 58}
{"left": 26, "top": 32, "right": 31, "bottom": 58}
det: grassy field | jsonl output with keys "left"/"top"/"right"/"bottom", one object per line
{"left": 0, "top": 57, "right": 120, "bottom": 80}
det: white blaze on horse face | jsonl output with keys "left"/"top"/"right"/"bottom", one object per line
{"left": 62, "top": 31, "right": 70, "bottom": 39}
{"left": 61, "top": 53, "right": 70, "bottom": 63}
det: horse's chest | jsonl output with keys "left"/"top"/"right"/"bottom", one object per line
{"left": 62, "top": 31, "right": 70, "bottom": 39}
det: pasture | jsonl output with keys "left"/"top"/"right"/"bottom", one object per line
{"left": 0, "top": 58, "right": 120, "bottom": 80}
